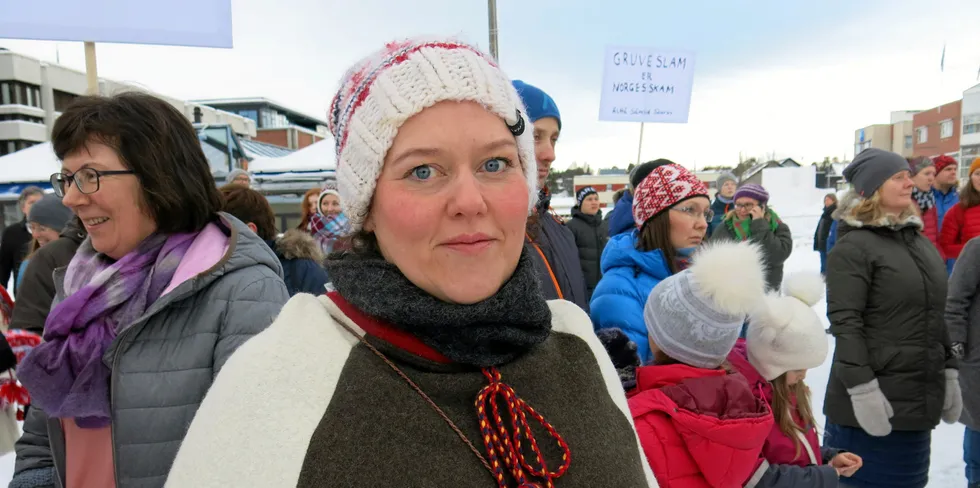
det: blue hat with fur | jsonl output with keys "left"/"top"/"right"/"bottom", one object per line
{"left": 512, "top": 80, "right": 561, "bottom": 129}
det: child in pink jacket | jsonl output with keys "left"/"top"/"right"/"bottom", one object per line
{"left": 727, "top": 272, "right": 863, "bottom": 488}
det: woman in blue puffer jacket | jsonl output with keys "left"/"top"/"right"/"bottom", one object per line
{"left": 591, "top": 161, "right": 712, "bottom": 362}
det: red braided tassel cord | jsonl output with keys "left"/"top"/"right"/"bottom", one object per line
{"left": 475, "top": 367, "right": 571, "bottom": 488}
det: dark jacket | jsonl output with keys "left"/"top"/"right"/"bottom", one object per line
{"left": 606, "top": 190, "right": 635, "bottom": 237}
{"left": 267, "top": 230, "right": 330, "bottom": 297}
{"left": 9, "top": 218, "right": 86, "bottom": 335}
{"left": 945, "top": 236, "right": 980, "bottom": 430}
{"left": 0, "top": 219, "right": 31, "bottom": 295}
{"left": 708, "top": 196, "right": 732, "bottom": 237}
{"left": 814, "top": 203, "right": 837, "bottom": 252}
{"left": 526, "top": 191, "right": 589, "bottom": 311}
{"left": 824, "top": 192, "right": 953, "bottom": 432}
{"left": 709, "top": 211, "right": 793, "bottom": 291}
{"left": 565, "top": 207, "right": 608, "bottom": 299}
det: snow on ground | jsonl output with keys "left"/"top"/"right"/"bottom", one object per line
{"left": 0, "top": 180, "right": 966, "bottom": 486}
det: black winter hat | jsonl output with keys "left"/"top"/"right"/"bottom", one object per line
{"left": 576, "top": 186, "right": 598, "bottom": 207}
{"left": 630, "top": 159, "right": 676, "bottom": 189}
{"left": 843, "top": 149, "right": 910, "bottom": 198}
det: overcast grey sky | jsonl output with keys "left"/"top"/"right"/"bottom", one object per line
{"left": 3, "top": 0, "right": 980, "bottom": 169}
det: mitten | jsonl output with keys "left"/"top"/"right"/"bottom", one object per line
{"left": 595, "top": 328, "right": 641, "bottom": 390}
{"left": 943, "top": 368, "right": 963, "bottom": 424}
{"left": 847, "top": 379, "right": 894, "bottom": 436}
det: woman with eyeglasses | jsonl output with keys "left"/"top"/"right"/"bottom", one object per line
{"left": 590, "top": 161, "right": 713, "bottom": 364}
{"left": 710, "top": 183, "right": 793, "bottom": 291}
{"left": 9, "top": 92, "right": 289, "bottom": 488}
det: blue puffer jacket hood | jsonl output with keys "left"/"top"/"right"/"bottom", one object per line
{"left": 590, "top": 230, "right": 673, "bottom": 362}
{"left": 607, "top": 191, "right": 636, "bottom": 237}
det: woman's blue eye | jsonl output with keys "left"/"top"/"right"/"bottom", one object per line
{"left": 411, "top": 165, "right": 432, "bottom": 180}
{"left": 483, "top": 158, "right": 507, "bottom": 173}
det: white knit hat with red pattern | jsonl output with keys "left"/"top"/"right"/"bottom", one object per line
{"left": 632, "top": 163, "right": 709, "bottom": 228}
{"left": 327, "top": 37, "right": 538, "bottom": 232}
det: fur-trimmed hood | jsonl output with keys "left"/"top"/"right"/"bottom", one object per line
{"left": 275, "top": 230, "right": 325, "bottom": 262}
{"left": 832, "top": 190, "right": 923, "bottom": 233}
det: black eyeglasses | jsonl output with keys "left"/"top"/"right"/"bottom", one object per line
{"left": 50, "top": 168, "right": 135, "bottom": 198}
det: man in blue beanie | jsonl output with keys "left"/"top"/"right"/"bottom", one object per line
{"left": 512, "top": 80, "right": 589, "bottom": 311}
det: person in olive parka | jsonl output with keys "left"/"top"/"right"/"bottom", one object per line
{"left": 823, "top": 148, "right": 961, "bottom": 488}
{"left": 566, "top": 186, "right": 608, "bottom": 300}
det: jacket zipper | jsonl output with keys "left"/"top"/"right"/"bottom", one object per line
{"left": 902, "top": 228, "right": 937, "bottom": 416}
{"left": 107, "top": 286, "right": 198, "bottom": 486}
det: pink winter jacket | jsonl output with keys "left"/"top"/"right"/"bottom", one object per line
{"left": 727, "top": 341, "right": 822, "bottom": 466}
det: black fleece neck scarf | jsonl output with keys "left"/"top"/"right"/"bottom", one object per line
{"left": 326, "top": 248, "right": 552, "bottom": 367}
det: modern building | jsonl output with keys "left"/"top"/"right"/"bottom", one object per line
{"left": 854, "top": 124, "right": 892, "bottom": 156}
{"left": 961, "top": 84, "right": 980, "bottom": 179}
{"left": 192, "top": 97, "right": 328, "bottom": 151}
{"left": 913, "top": 100, "right": 962, "bottom": 165}
{"left": 0, "top": 49, "right": 255, "bottom": 159}
{"left": 890, "top": 110, "right": 919, "bottom": 157}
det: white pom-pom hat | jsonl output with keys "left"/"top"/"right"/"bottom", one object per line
{"left": 644, "top": 241, "right": 767, "bottom": 369}
{"left": 327, "top": 37, "right": 538, "bottom": 232}
{"left": 746, "top": 272, "right": 829, "bottom": 381}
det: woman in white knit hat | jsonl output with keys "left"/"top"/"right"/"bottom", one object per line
{"left": 165, "top": 38, "right": 656, "bottom": 488}
{"left": 727, "top": 272, "right": 863, "bottom": 487}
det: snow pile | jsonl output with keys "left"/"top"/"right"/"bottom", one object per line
{"left": 249, "top": 140, "right": 336, "bottom": 174}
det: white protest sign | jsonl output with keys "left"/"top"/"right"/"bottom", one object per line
{"left": 599, "top": 46, "right": 696, "bottom": 123}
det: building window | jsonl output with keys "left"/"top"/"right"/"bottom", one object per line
{"left": 940, "top": 119, "right": 954, "bottom": 139}
{"left": 855, "top": 140, "right": 872, "bottom": 154}
{"left": 905, "top": 135, "right": 913, "bottom": 149}
{"left": 965, "top": 114, "right": 980, "bottom": 135}
{"left": 237, "top": 109, "right": 258, "bottom": 123}
{"left": 917, "top": 126, "right": 928, "bottom": 143}
{"left": 53, "top": 90, "right": 79, "bottom": 112}
{"left": 0, "top": 114, "right": 44, "bottom": 123}
{"left": 0, "top": 83, "right": 9, "bottom": 105}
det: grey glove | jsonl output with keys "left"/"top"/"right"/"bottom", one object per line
{"left": 943, "top": 368, "right": 964, "bottom": 424}
{"left": 847, "top": 379, "right": 894, "bottom": 437}
{"left": 8, "top": 467, "right": 56, "bottom": 488}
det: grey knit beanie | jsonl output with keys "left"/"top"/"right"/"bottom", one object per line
{"left": 716, "top": 171, "right": 737, "bottom": 190}
{"left": 843, "top": 148, "right": 910, "bottom": 198}
{"left": 644, "top": 241, "right": 767, "bottom": 368}
{"left": 28, "top": 194, "right": 73, "bottom": 233}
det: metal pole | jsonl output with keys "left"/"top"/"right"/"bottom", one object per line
{"left": 636, "top": 122, "right": 645, "bottom": 165}
{"left": 84, "top": 41, "right": 99, "bottom": 95}
{"left": 488, "top": 0, "right": 499, "bottom": 62}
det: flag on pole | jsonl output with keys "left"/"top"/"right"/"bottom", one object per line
{"left": 941, "top": 43, "right": 946, "bottom": 72}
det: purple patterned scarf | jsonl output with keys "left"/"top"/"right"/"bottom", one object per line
{"left": 18, "top": 232, "right": 196, "bottom": 428}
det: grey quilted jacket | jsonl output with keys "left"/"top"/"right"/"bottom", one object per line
{"left": 9, "top": 214, "right": 289, "bottom": 488}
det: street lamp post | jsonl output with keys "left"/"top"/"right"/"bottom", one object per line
{"left": 488, "top": 0, "right": 499, "bottom": 62}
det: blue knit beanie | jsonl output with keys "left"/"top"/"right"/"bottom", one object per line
{"left": 512, "top": 80, "right": 561, "bottom": 129}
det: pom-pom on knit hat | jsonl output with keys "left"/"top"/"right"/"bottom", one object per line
{"left": 327, "top": 37, "right": 538, "bottom": 232}
{"left": 746, "top": 272, "right": 829, "bottom": 381}
{"left": 632, "top": 163, "right": 708, "bottom": 228}
{"left": 643, "top": 241, "right": 767, "bottom": 369}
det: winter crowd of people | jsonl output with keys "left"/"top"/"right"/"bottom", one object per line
{"left": 0, "top": 36, "right": 973, "bottom": 488}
